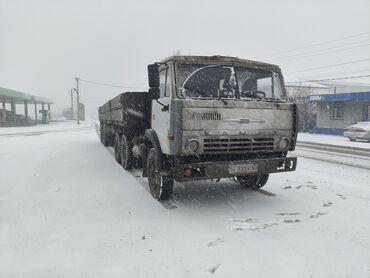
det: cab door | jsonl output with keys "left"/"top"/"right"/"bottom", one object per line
{"left": 151, "top": 66, "right": 172, "bottom": 154}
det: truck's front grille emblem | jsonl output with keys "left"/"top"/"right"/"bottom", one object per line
{"left": 203, "top": 136, "right": 274, "bottom": 153}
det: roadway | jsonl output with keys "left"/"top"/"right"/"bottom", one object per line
{"left": 0, "top": 122, "right": 369, "bottom": 278}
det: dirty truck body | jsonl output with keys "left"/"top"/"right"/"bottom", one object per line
{"left": 99, "top": 56, "right": 297, "bottom": 200}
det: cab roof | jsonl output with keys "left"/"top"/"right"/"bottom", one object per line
{"left": 160, "top": 55, "right": 281, "bottom": 71}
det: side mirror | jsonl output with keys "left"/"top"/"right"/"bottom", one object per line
{"left": 148, "top": 64, "right": 159, "bottom": 88}
{"left": 149, "top": 87, "right": 160, "bottom": 100}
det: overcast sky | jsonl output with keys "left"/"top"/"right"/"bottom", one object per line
{"left": 0, "top": 0, "right": 369, "bottom": 117}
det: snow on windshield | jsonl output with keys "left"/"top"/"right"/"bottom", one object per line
{"left": 176, "top": 63, "right": 285, "bottom": 100}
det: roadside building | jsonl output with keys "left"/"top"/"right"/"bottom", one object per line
{"left": 285, "top": 80, "right": 370, "bottom": 135}
{"left": 0, "top": 86, "right": 53, "bottom": 126}
{"left": 309, "top": 91, "right": 370, "bottom": 135}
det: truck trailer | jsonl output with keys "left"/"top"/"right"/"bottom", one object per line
{"left": 99, "top": 55, "right": 297, "bottom": 200}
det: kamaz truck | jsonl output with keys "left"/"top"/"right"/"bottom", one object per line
{"left": 99, "top": 56, "right": 297, "bottom": 200}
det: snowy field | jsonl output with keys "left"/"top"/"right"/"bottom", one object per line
{"left": 1, "top": 121, "right": 369, "bottom": 278}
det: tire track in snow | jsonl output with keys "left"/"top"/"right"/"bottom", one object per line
{"left": 95, "top": 124, "right": 178, "bottom": 210}
{"left": 294, "top": 147, "right": 370, "bottom": 170}
{"left": 105, "top": 146, "right": 178, "bottom": 210}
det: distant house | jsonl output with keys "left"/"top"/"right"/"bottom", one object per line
{"left": 285, "top": 80, "right": 370, "bottom": 135}
{"left": 309, "top": 91, "right": 370, "bottom": 135}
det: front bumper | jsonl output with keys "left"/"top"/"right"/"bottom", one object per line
{"left": 174, "top": 157, "right": 297, "bottom": 182}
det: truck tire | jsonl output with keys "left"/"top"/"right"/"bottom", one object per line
{"left": 237, "top": 174, "right": 269, "bottom": 190}
{"left": 121, "top": 135, "right": 133, "bottom": 170}
{"left": 100, "top": 129, "right": 109, "bottom": 147}
{"left": 114, "top": 133, "right": 121, "bottom": 163}
{"left": 147, "top": 148, "right": 173, "bottom": 200}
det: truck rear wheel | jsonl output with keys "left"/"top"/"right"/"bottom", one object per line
{"left": 100, "top": 129, "right": 109, "bottom": 147}
{"left": 237, "top": 174, "right": 269, "bottom": 190}
{"left": 114, "top": 133, "right": 121, "bottom": 163}
{"left": 147, "top": 148, "right": 173, "bottom": 200}
{"left": 121, "top": 135, "right": 133, "bottom": 170}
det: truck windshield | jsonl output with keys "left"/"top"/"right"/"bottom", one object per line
{"left": 176, "top": 63, "right": 285, "bottom": 101}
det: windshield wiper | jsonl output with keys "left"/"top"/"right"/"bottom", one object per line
{"left": 262, "top": 97, "right": 286, "bottom": 102}
{"left": 218, "top": 96, "right": 228, "bottom": 105}
{"left": 216, "top": 89, "right": 228, "bottom": 105}
{"left": 186, "top": 89, "right": 230, "bottom": 104}
{"left": 191, "top": 89, "right": 211, "bottom": 98}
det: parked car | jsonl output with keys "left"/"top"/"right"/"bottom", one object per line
{"left": 343, "top": 122, "right": 370, "bottom": 142}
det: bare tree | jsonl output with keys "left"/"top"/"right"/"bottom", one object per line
{"left": 287, "top": 84, "right": 317, "bottom": 132}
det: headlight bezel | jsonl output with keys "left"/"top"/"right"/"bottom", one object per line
{"left": 277, "top": 136, "right": 290, "bottom": 150}
{"left": 186, "top": 138, "right": 200, "bottom": 153}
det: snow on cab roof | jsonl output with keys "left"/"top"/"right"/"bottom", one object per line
{"left": 160, "top": 55, "right": 281, "bottom": 71}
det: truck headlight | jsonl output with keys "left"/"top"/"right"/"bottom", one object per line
{"left": 186, "top": 139, "right": 200, "bottom": 153}
{"left": 278, "top": 137, "right": 290, "bottom": 150}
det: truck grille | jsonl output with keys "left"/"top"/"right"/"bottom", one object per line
{"left": 203, "top": 136, "right": 274, "bottom": 154}
{"left": 192, "top": 112, "right": 222, "bottom": 121}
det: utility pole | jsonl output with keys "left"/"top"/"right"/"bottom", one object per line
{"left": 75, "top": 77, "right": 80, "bottom": 124}
{"left": 70, "top": 89, "right": 74, "bottom": 119}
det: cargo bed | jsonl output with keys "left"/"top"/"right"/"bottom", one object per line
{"left": 99, "top": 92, "right": 151, "bottom": 130}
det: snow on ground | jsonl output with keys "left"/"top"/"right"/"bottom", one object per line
{"left": 0, "top": 120, "right": 93, "bottom": 135}
{"left": 298, "top": 132, "right": 370, "bottom": 149}
{"left": 1, "top": 122, "right": 369, "bottom": 278}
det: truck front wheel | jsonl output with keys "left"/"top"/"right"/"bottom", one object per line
{"left": 147, "top": 148, "right": 173, "bottom": 200}
{"left": 237, "top": 174, "right": 269, "bottom": 190}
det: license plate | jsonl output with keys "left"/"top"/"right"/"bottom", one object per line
{"left": 228, "top": 164, "right": 258, "bottom": 175}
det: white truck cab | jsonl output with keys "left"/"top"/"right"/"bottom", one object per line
{"left": 100, "top": 55, "right": 297, "bottom": 200}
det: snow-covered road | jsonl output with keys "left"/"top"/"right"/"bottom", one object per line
{"left": 1, "top": 122, "right": 369, "bottom": 278}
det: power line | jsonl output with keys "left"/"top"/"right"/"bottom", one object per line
{"left": 286, "top": 74, "right": 370, "bottom": 84}
{"left": 272, "top": 41, "right": 370, "bottom": 62}
{"left": 79, "top": 78, "right": 147, "bottom": 90}
{"left": 253, "top": 31, "right": 370, "bottom": 59}
{"left": 273, "top": 38, "right": 370, "bottom": 60}
{"left": 286, "top": 58, "right": 370, "bottom": 74}
{"left": 296, "top": 68, "right": 370, "bottom": 79}
{"left": 307, "top": 74, "right": 370, "bottom": 82}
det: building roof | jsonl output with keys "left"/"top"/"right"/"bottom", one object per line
{"left": 309, "top": 91, "right": 370, "bottom": 102}
{"left": 160, "top": 55, "right": 281, "bottom": 71}
{"left": 0, "top": 86, "right": 53, "bottom": 104}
